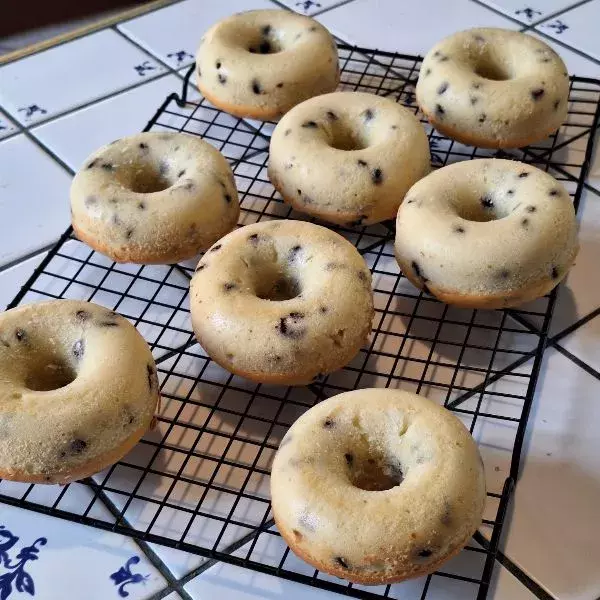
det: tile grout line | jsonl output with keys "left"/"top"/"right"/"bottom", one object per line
{"left": 526, "top": 0, "right": 594, "bottom": 28}
{"left": 468, "top": 0, "right": 544, "bottom": 28}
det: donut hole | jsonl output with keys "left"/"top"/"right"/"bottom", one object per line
{"left": 255, "top": 269, "right": 301, "bottom": 301}
{"left": 126, "top": 162, "right": 173, "bottom": 194}
{"left": 328, "top": 123, "right": 369, "bottom": 151}
{"left": 474, "top": 59, "right": 512, "bottom": 81}
{"left": 25, "top": 361, "right": 76, "bottom": 392}
{"left": 346, "top": 451, "right": 404, "bottom": 492}
{"left": 247, "top": 30, "right": 283, "bottom": 54}
{"left": 455, "top": 193, "right": 515, "bottom": 222}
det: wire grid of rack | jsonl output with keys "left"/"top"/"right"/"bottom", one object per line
{"left": 2, "top": 44, "right": 600, "bottom": 600}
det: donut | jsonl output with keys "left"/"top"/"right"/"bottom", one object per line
{"left": 416, "top": 28, "right": 569, "bottom": 148}
{"left": 394, "top": 159, "right": 578, "bottom": 309}
{"left": 190, "top": 220, "right": 374, "bottom": 385}
{"left": 195, "top": 10, "right": 339, "bottom": 121}
{"left": 70, "top": 132, "right": 239, "bottom": 264}
{"left": 271, "top": 388, "right": 486, "bottom": 584}
{"left": 0, "top": 300, "right": 159, "bottom": 484}
{"left": 268, "top": 91, "right": 431, "bottom": 226}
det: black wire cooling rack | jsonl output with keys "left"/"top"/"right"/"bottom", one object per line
{"left": 3, "top": 44, "right": 600, "bottom": 600}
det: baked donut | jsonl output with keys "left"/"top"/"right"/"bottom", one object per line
{"left": 416, "top": 28, "right": 569, "bottom": 148}
{"left": 70, "top": 132, "right": 239, "bottom": 264}
{"left": 0, "top": 300, "right": 159, "bottom": 484}
{"left": 268, "top": 91, "right": 431, "bottom": 226}
{"left": 195, "top": 10, "right": 339, "bottom": 120}
{"left": 190, "top": 220, "right": 374, "bottom": 385}
{"left": 395, "top": 159, "right": 578, "bottom": 309}
{"left": 271, "top": 388, "right": 486, "bottom": 584}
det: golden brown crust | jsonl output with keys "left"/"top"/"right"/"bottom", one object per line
{"left": 73, "top": 222, "right": 203, "bottom": 265}
{"left": 196, "top": 69, "right": 341, "bottom": 122}
{"left": 419, "top": 104, "right": 562, "bottom": 150}
{"left": 268, "top": 166, "right": 398, "bottom": 226}
{"left": 396, "top": 253, "right": 576, "bottom": 309}
{"left": 274, "top": 509, "right": 474, "bottom": 585}
{"left": 0, "top": 419, "right": 155, "bottom": 485}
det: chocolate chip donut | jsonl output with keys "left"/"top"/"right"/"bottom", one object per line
{"left": 395, "top": 159, "right": 578, "bottom": 308}
{"left": 268, "top": 91, "right": 431, "bottom": 226}
{"left": 0, "top": 300, "right": 159, "bottom": 484}
{"left": 416, "top": 28, "right": 569, "bottom": 148}
{"left": 190, "top": 220, "right": 374, "bottom": 385}
{"left": 195, "top": 10, "right": 339, "bottom": 120}
{"left": 70, "top": 132, "right": 239, "bottom": 264}
{"left": 271, "top": 388, "right": 486, "bottom": 584}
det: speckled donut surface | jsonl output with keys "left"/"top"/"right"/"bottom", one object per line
{"left": 190, "top": 220, "right": 374, "bottom": 385}
{"left": 268, "top": 92, "right": 431, "bottom": 225}
{"left": 395, "top": 159, "right": 578, "bottom": 308}
{"left": 0, "top": 300, "right": 159, "bottom": 484}
{"left": 195, "top": 10, "right": 339, "bottom": 120}
{"left": 271, "top": 388, "right": 486, "bottom": 584}
{"left": 70, "top": 132, "right": 239, "bottom": 264}
{"left": 416, "top": 28, "right": 569, "bottom": 148}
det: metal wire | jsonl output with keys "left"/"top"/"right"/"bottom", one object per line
{"left": 2, "top": 44, "right": 600, "bottom": 600}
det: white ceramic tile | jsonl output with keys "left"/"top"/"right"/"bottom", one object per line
{"left": 559, "top": 312, "right": 600, "bottom": 373}
{"left": 0, "top": 501, "right": 167, "bottom": 600}
{"left": 0, "top": 29, "right": 166, "bottom": 126}
{"left": 500, "top": 348, "right": 600, "bottom": 600}
{"left": 0, "top": 135, "right": 71, "bottom": 268}
{"left": 526, "top": 30, "right": 600, "bottom": 78}
{"left": 489, "top": 563, "right": 540, "bottom": 599}
{"left": 550, "top": 188, "right": 600, "bottom": 336}
{"left": 317, "top": 0, "right": 519, "bottom": 54}
{"left": 535, "top": 0, "right": 600, "bottom": 61}
{"left": 118, "top": 0, "right": 276, "bottom": 70}
{"left": 275, "top": 0, "right": 346, "bottom": 16}
{"left": 0, "top": 109, "right": 19, "bottom": 140}
{"left": 477, "top": 0, "right": 581, "bottom": 25}
{"left": 0, "top": 252, "right": 46, "bottom": 310}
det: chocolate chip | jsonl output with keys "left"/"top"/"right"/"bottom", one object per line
{"left": 412, "top": 261, "right": 423, "bottom": 279}
{"left": 362, "top": 108, "right": 374, "bottom": 122}
{"left": 101, "top": 162, "right": 114, "bottom": 172}
{"left": 472, "top": 82, "right": 482, "bottom": 90}
{"left": 334, "top": 557, "right": 349, "bottom": 569}
{"left": 177, "top": 169, "right": 186, "bottom": 178}
{"left": 277, "top": 315, "right": 306, "bottom": 339}
{"left": 15, "top": 329, "right": 26, "bottom": 342}
{"left": 72, "top": 339, "right": 85, "bottom": 360}
{"left": 371, "top": 168, "right": 383, "bottom": 185}
{"left": 470, "top": 96, "right": 479, "bottom": 105}
{"left": 473, "top": 34, "right": 485, "bottom": 42}
{"left": 424, "top": 68, "right": 431, "bottom": 76}
{"left": 288, "top": 245, "right": 302, "bottom": 262}
{"left": 357, "top": 159, "right": 367, "bottom": 167}
{"left": 138, "top": 201, "right": 146, "bottom": 210}
{"left": 70, "top": 439, "right": 87, "bottom": 454}
{"left": 326, "top": 110, "right": 338, "bottom": 121}
{"left": 125, "top": 228, "right": 134, "bottom": 240}
{"left": 139, "top": 142, "right": 149, "bottom": 151}
{"left": 223, "top": 282, "right": 237, "bottom": 291}
{"left": 87, "top": 159, "right": 99, "bottom": 169}
{"left": 224, "top": 193, "right": 232, "bottom": 203}
{"left": 218, "top": 73, "right": 227, "bottom": 84}
{"left": 551, "top": 266, "right": 559, "bottom": 279}
{"left": 284, "top": 128, "right": 291, "bottom": 136}
{"left": 211, "top": 244, "right": 222, "bottom": 252}
{"left": 391, "top": 124, "right": 398, "bottom": 129}
{"left": 195, "top": 264, "right": 206, "bottom": 272}
{"left": 453, "top": 225, "right": 465, "bottom": 234}
{"left": 437, "top": 82, "right": 449, "bottom": 95}
{"left": 75, "top": 310, "right": 91, "bottom": 322}
{"left": 297, "top": 188, "right": 302, "bottom": 195}
{"left": 480, "top": 194, "right": 494, "bottom": 208}
{"left": 320, "top": 306, "right": 328, "bottom": 314}
{"left": 549, "top": 188, "right": 560, "bottom": 197}
{"left": 147, "top": 364, "right": 156, "bottom": 391}
{"left": 507, "top": 189, "right": 515, "bottom": 196}
{"left": 435, "top": 104, "right": 445, "bottom": 117}
{"left": 302, "top": 121, "right": 318, "bottom": 128}
{"left": 216, "top": 60, "right": 222, "bottom": 69}
{"left": 197, "top": 66, "right": 202, "bottom": 77}
{"left": 518, "top": 171, "right": 529, "bottom": 178}
{"left": 498, "top": 269, "right": 510, "bottom": 280}
{"left": 248, "top": 233, "right": 259, "bottom": 245}
{"left": 531, "top": 88, "right": 545, "bottom": 100}
{"left": 526, "top": 205, "right": 536, "bottom": 212}
{"left": 98, "top": 320, "right": 119, "bottom": 328}
{"left": 554, "top": 99, "right": 560, "bottom": 110}
{"left": 478, "top": 113, "right": 487, "bottom": 123}
{"left": 418, "top": 549, "right": 433, "bottom": 558}
{"left": 521, "top": 218, "right": 529, "bottom": 228}
{"left": 344, "top": 453, "right": 353, "bottom": 465}
{"left": 251, "top": 79, "right": 262, "bottom": 94}
{"left": 323, "top": 418, "right": 334, "bottom": 429}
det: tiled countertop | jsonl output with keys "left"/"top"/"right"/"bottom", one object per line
{"left": 0, "top": 1, "right": 599, "bottom": 599}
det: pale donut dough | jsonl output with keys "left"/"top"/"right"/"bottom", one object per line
{"left": 271, "top": 388, "right": 486, "bottom": 584}
{"left": 395, "top": 159, "right": 578, "bottom": 308}
{"left": 268, "top": 91, "right": 431, "bottom": 225}
{"left": 189, "top": 220, "right": 374, "bottom": 385}
{"left": 196, "top": 10, "right": 339, "bottom": 120}
{"left": 0, "top": 300, "right": 159, "bottom": 484}
{"left": 416, "top": 28, "right": 569, "bottom": 148}
{"left": 71, "top": 132, "right": 239, "bottom": 264}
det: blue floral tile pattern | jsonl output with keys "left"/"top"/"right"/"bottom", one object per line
{"left": 110, "top": 557, "right": 150, "bottom": 598}
{"left": 0, "top": 526, "right": 46, "bottom": 599}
